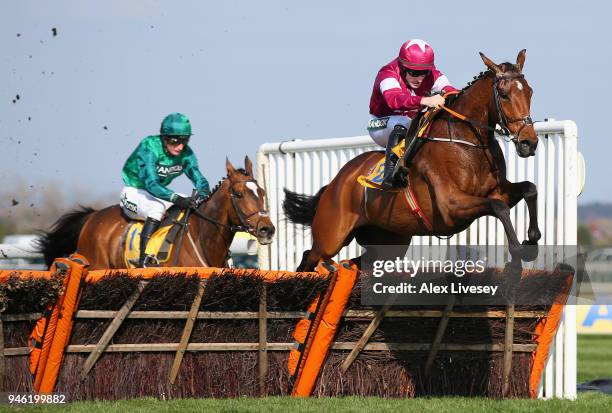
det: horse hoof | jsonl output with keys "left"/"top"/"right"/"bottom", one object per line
{"left": 527, "top": 228, "right": 542, "bottom": 243}
{"left": 520, "top": 241, "right": 539, "bottom": 262}
{"left": 508, "top": 242, "right": 538, "bottom": 262}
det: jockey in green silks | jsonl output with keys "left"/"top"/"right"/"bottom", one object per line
{"left": 120, "top": 113, "right": 210, "bottom": 267}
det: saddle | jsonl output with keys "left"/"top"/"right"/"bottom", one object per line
{"left": 123, "top": 205, "right": 188, "bottom": 268}
{"left": 357, "top": 107, "right": 442, "bottom": 231}
{"left": 358, "top": 107, "right": 441, "bottom": 192}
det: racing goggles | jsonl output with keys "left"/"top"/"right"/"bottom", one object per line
{"left": 165, "top": 136, "right": 190, "bottom": 146}
{"left": 405, "top": 68, "right": 430, "bottom": 78}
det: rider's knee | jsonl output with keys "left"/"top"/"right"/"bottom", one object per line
{"left": 145, "top": 204, "right": 165, "bottom": 221}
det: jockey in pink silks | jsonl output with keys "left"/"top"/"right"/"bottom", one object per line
{"left": 368, "top": 39, "right": 458, "bottom": 189}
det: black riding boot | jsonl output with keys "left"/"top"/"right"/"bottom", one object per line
{"left": 138, "top": 217, "right": 160, "bottom": 268}
{"left": 381, "top": 125, "right": 408, "bottom": 190}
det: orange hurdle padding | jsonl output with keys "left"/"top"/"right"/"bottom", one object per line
{"left": 28, "top": 305, "right": 52, "bottom": 375}
{"left": 31, "top": 258, "right": 73, "bottom": 391}
{"left": 288, "top": 261, "right": 338, "bottom": 380}
{"left": 0, "top": 270, "right": 54, "bottom": 283}
{"left": 528, "top": 271, "right": 574, "bottom": 398}
{"left": 291, "top": 261, "right": 358, "bottom": 397}
{"left": 288, "top": 295, "right": 321, "bottom": 376}
{"left": 38, "top": 254, "right": 89, "bottom": 393}
{"left": 32, "top": 254, "right": 89, "bottom": 393}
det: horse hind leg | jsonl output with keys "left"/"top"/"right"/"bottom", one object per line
{"left": 296, "top": 231, "right": 357, "bottom": 272}
{"left": 296, "top": 249, "right": 322, "bottom": 272}
{"left": 296, "top": 215, "right": 360, "bottom": 272}
{"left": 351, "top": 226, "right": 413, "bottom": 271}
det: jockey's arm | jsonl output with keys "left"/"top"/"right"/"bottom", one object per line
{"left": 424, "top": 72, "right": 458, "bottom": 108}
{"left": 430, "top": 72, "right": 458, "bottom": 95}
{"left": 380, "top": 79, "right": 424, "bottom": 112}
{"left": 138, "top": 150, "right": 177, "bottom": 202}
{"left": 183, "top": 152, "right": 210, "bottom": 198}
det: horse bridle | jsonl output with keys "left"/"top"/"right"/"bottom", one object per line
{"left": 439, "top": 71, "right": 533, "bottom": 144}
{"left": 190, "top": 178, "right": 268, "bottom": 234}
{"left": 228, "top": 179, "right": 269, "bottom": 233}
{"left": 492, "top": 73, "right": 533, "bottom": 141}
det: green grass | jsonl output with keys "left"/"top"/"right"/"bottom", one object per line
{"left": 4, "top": 393, "right": 612, "bottom": 413}
{"left": 4, "top": 335, "right": 611, "bottom": 412}
{"left": 577, "top": 334, "right": 612, "bottom": 383}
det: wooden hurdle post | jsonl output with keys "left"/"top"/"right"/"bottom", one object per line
{"left": 340, "top": 295, "right": 396, "bottom": 373}
{"left": 502, "top": 303, "right": 516, "bottom": 397}
{"left": 258, "top": 283, "right": 268, "bottom": 396}
{"left": 425, "top": 295, "right": 456, "bottom": 375}
{"left": 80, "top": 281, "right": 146, "bottom": 380}
{"left": 169, "top": 279, "right": 207, "bottom": 384}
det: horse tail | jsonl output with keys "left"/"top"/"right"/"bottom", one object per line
{"left": 282, "top": 186, "right": 327, "bottom": 226}
{"left": 36, "top": 206, "right": 96, "bottom": 267}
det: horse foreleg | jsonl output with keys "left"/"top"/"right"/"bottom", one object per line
{"left": 444, "top": 193, "right": 532, "bottom": 261}
{"left": 495, "top": 181, "right": 541, "bottom": 244}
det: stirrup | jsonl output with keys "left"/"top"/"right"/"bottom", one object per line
{"left": 139, "top": 254, "right": 160, "bottom": 268}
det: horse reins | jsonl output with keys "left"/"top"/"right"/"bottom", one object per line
{"left": 184, "top": 178, "right": 267, "bottom": 266}
{"left": 438, "top": 72, "right": 533, "bottom": 143}
{"left": 400, "top": 72, "right": 533, "bottom": 238}
{"left": 189, "top": 179, "right": 268, "bottom": 234}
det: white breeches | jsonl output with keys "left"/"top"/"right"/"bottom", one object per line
{"left": 367, "top": 115, "right": 413, "bottom": 147}
{"left": 120, "top": 187, "right": 174, "bottom": 221}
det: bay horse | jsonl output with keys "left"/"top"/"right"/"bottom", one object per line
{"left": 284, "top": 50, "right": 541, "bottom": 272}
{"left": 37, "top": 157, "right": 275, "bottom": 270}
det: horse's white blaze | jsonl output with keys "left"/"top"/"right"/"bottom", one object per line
{"left": 516, "top": 81, "right": 523, "bottom": 91}
{"left": 246, "top": 181, "right": 259, "bottom": 198}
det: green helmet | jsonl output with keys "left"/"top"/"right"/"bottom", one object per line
{"left": 160, "top": 113, "right": 192, "bottom": 136}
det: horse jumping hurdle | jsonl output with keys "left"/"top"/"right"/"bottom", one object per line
{"left": 257, "top": 119, "right": 584, "bottom": 399}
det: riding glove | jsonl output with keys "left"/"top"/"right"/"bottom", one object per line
{"left": 174, "top": 195, "right": 197, "bottom": 209}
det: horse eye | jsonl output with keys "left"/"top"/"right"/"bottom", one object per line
{"left": 234, "top": 191, "right": 243, "bottom": 198}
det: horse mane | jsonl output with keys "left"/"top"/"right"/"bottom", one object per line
{"left": 201, "top": 167, "right": 249, "bottom": 202}
{"left": 459, "top": 62, "right": 521, "bottom": 94}
{"left": 461, "top": 70, "right": 493, "bottom": 92}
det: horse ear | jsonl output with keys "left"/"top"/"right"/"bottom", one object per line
{"left": 516, "top": 49, "right": 526, "bottom": 72}
{"left": 479, "top": 52, "right": 501, "bottom": 74}
{"left": 226, "top": 157, "right": 236, "bottom": 175}
{"left": 244, "top": 155, "right": 254, "bottom": 176}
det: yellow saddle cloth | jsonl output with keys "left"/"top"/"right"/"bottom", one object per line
{"left": 357, "top": 107, "right": 441, "bottom": 191}
{"left": 356, "top": 143, "right": 406, "bottom": 192}
{"left": 123, "top": 211, "right": 186, "bottom": 268}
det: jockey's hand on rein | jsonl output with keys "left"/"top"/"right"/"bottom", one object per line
{"left": 174, "top": 195, "right": 197, "bottom": 210}
{"left": 421, "top": 94, "right": 445, "bottom": 109}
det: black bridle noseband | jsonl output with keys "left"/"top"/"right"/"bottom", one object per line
{"left": 190, "top": 178, "right": 268, "bottom": 234}
{"left": 229, "top": 179, "right": 269, "bottom": 232}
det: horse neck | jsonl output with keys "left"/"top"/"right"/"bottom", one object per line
{"left": 452, "top": 76, "right": 496, "bottom": 139}
{"left": 443, "top": 75, "right": 506, "bottom": 175}
{"left": 191, "top": 179, "right": 237, "bottom": 267}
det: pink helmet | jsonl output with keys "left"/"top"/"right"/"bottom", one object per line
{"left": 398, "top": 39, "right": 435, "bottom": 70}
